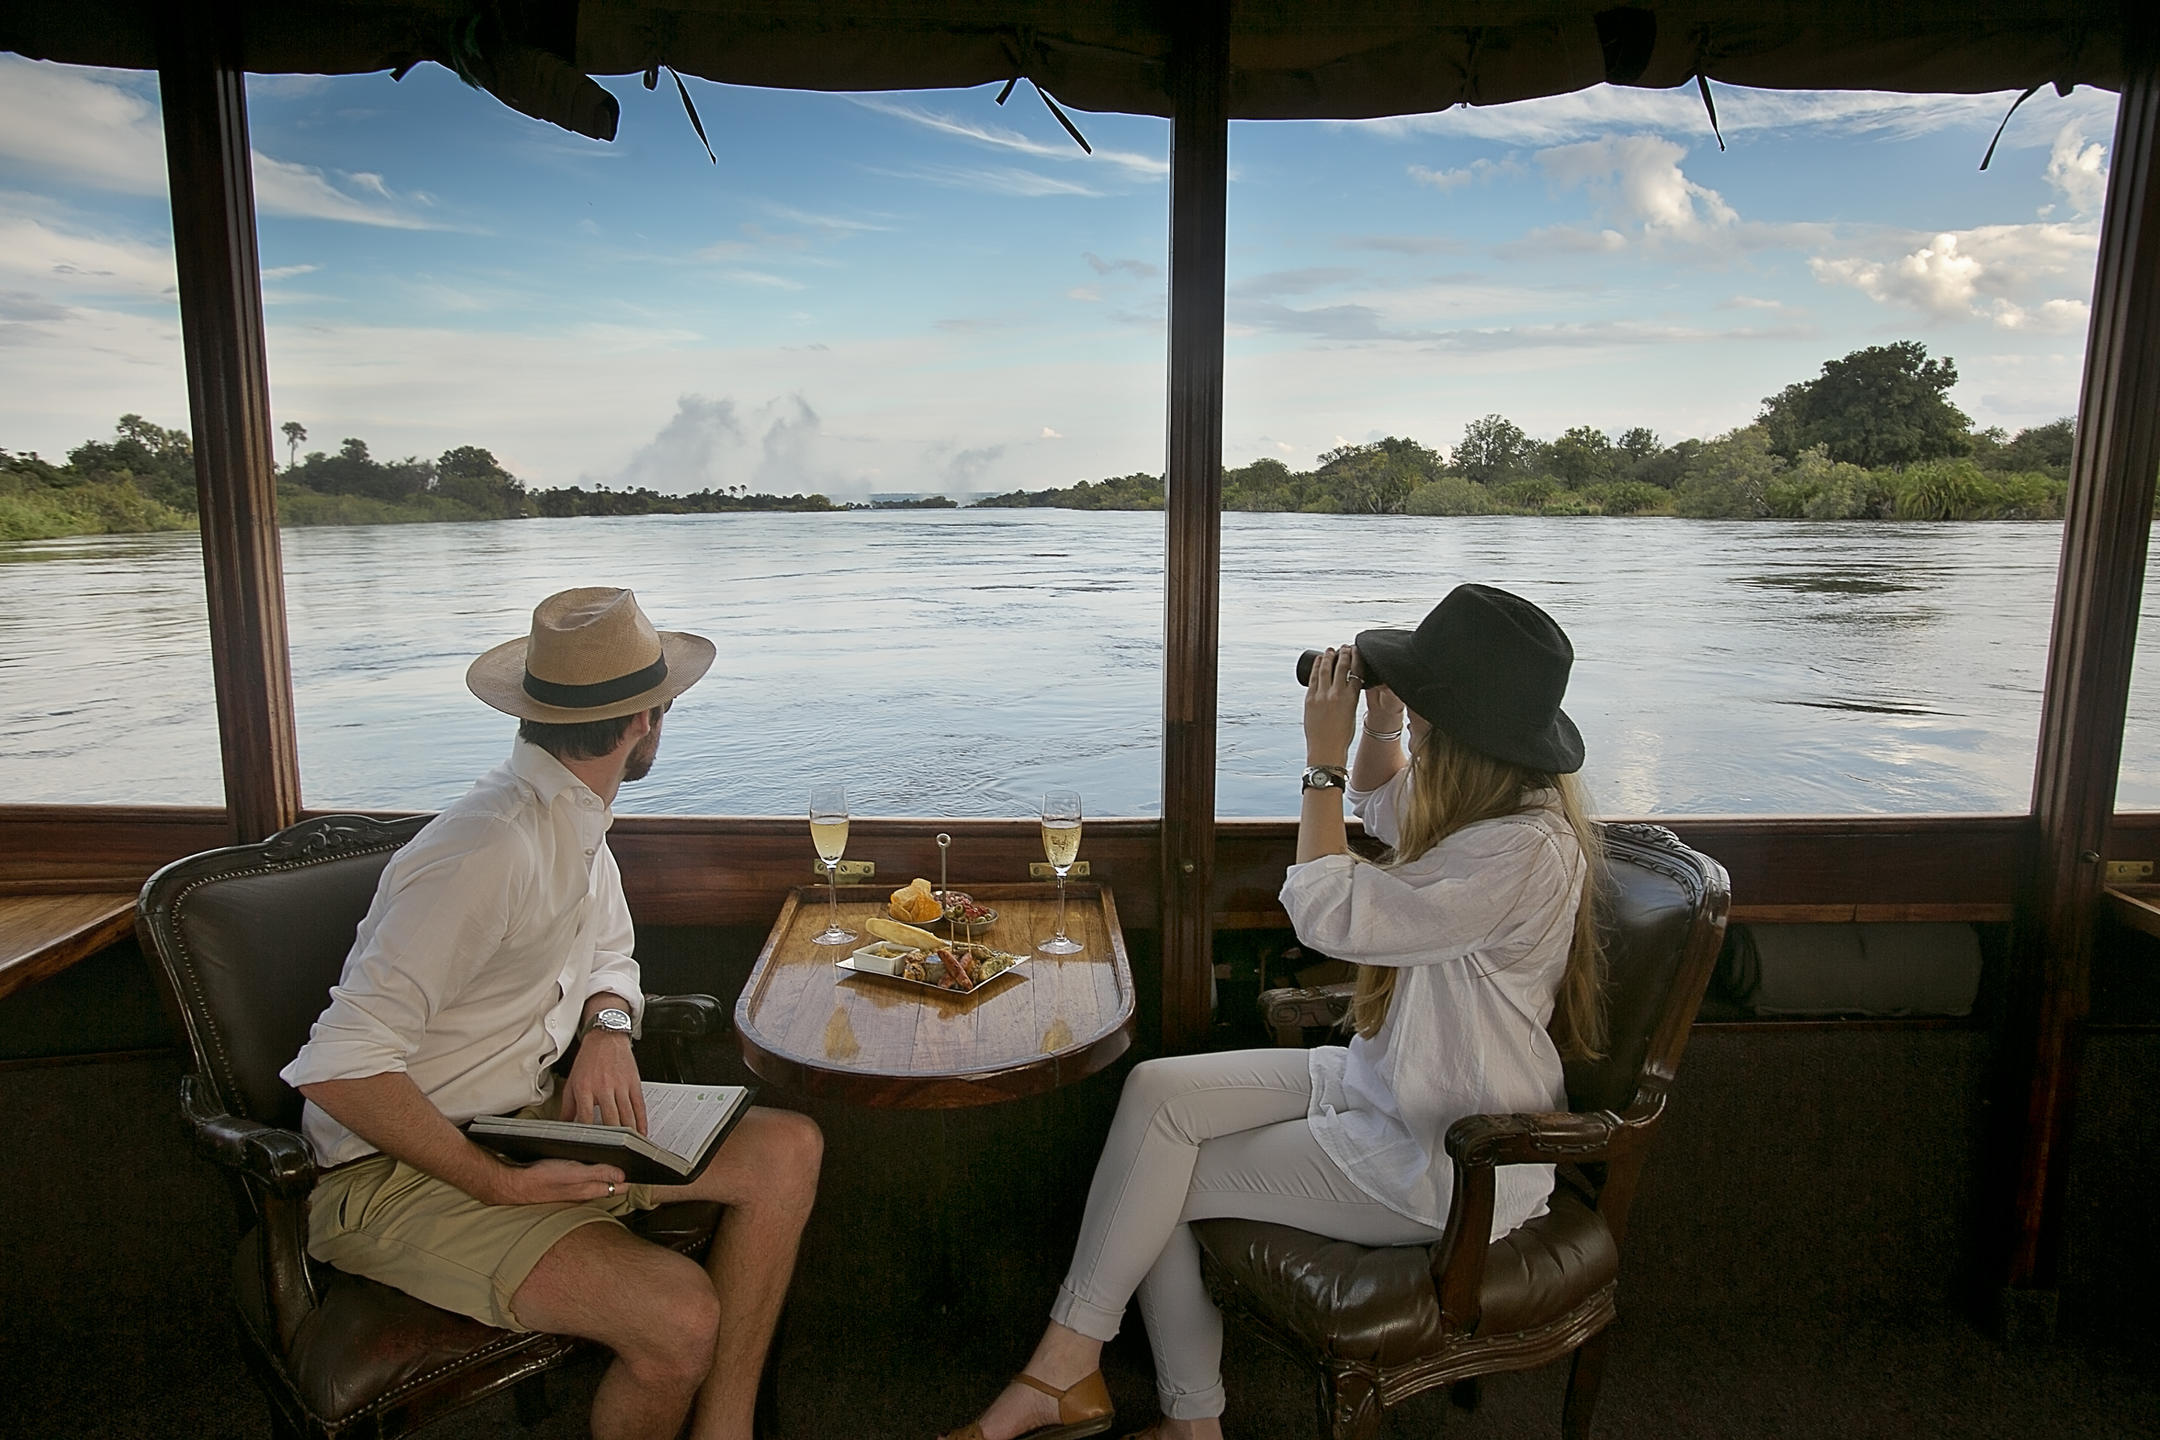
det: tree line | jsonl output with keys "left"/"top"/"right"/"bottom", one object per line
{"left": 0, "top": 341, "right": 2113, "bottom": 543}
{"left": 978, "top": 341, "right": 2082, "bottom": 522}
{"left": 0, "top": 418, "right": 850, "bottom": 541}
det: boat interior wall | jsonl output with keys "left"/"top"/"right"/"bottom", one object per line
{"left": 0, "top": 806, "right": 2077, "bottom": 928}
{"left": 0, "top": 3, "right": 2130, "bottom": 125}
{"left": 3, "top": 978, "right": 2153, "bottom": 1436}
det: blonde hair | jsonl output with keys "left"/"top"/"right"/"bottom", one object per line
{"left": 1347, "top": 728, "right": 1608, "bottom": 1060}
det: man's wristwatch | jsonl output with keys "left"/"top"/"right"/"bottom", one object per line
{"left": 1301, "top": 765, "right": 1349, "bottom": 792}
{"left": 583, "top": 1006, "right": 633, "bottom": 1039}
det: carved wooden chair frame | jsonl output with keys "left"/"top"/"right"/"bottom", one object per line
{"left": 1212, "top": 822, "right": 1732, "bottom": 1440}
{"left": 139, "top": 813, "right": 726, "bottom": 1440}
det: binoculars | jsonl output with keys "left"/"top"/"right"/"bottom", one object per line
{"left": 1295, "top": 650, "right": 1376, "bottom": 689}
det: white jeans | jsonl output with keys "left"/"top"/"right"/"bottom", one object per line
{"left": 1050, "top": 1051, "right": 1444, "bottom": 1420}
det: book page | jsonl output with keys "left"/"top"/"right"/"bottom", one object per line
{"left": 642, "top": 1082, "right": 747, "bottom": 1161}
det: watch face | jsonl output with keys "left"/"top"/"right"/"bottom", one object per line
{"left": 594, "top": 1007, "right": 633, "bottom": 1032}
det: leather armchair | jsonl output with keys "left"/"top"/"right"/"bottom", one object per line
{"left": 139, "top": 814, "right": 728, "bottom": 1440}
{"left": 1197, "top": 822, "right": 1730, "bottom": 1440}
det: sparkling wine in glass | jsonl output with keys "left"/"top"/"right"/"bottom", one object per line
{"left": 809, "top": 784, "right": 856, "bottom": 946}
{"left": 1038, "top": 790, "right": 1084, "bottom": 955}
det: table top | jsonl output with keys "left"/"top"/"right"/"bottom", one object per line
{"left": 0, "top": 891, "right": 137, "bottom": 1002}
{"left": 734, "top": 882, "right": 1134, "bottom": 1108}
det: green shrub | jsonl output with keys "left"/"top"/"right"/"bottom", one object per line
{"left": 1404, "top": 475, "right": 1494, "bottom": 515}
{"left": 1579, "top": 480, "right": 1672, "bottom": 515}
{"left": 1674, "top": 425, "right": 1779, "bottom": 518}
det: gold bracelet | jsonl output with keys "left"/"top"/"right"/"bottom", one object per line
{"left": 1362, "top": 724, "right": 1404, "bottom": 742}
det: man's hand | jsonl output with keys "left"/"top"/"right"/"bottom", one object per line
{"left": 476, "top": 1156, "right": 628, "bottom": 1207}
{"left": 559, "top": 1028, "right": 647, "bottom": 1133}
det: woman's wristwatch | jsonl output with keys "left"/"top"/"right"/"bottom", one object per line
{"left": 1301, "top": 765, "right": 1348, "bottom": 791}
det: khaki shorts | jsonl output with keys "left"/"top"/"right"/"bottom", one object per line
{"left": 308, "top": 1150, "right": 660, "bottom": 1332}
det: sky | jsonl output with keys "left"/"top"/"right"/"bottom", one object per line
{"left": 0, "top": 54, "right": 2122, "bottom": 499}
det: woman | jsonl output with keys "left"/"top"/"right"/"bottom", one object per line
{"left": 941, "top": 583, "right": 1606, "bottom": 1440}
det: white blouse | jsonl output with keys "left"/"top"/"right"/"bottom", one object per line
{"left": 1279, "top": 770, "right": 1585, "bottom": 1239}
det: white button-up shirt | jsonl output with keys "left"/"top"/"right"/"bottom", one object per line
{"left": 280, "top": 741, "right": 644, "bottom": 1168}
{"left": 1280, "top": 771, "right": 1585, "bottom": 1238}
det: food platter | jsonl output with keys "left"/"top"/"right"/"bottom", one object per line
{"left": 838, "top": 940, "right": 1027, "bottom": 996}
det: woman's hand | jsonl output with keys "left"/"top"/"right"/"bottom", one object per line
{"left": 1303, "top": 644, "right": 1361, "bottom": 769}
{"left": 1363, "top": 682, "right": 1406, "bottom": 735}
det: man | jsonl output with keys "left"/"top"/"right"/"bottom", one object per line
{"left": 281, "top": 586, "right": 821, "bottom": 1440}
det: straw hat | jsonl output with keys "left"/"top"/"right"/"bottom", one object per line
{"left": 466, "top": 587, "right": 715, "bottom": 723}
{"left": 1355, "top": 583, "right": 1584, "bottom": 774}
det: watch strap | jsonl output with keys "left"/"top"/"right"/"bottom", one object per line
{"left": 1301, "top": 765, "right": 1349, "bottom": 791}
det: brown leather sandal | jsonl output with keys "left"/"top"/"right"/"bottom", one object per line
{"left": 937, "top": 1370, "right": 1115, "bottom": 1440}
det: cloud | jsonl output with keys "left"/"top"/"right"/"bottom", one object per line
{"left": 1084, "top": 252, "right": 1160, "bottom": 279}
{"left": 1066, "top": 286, "right": 1101, "bottom": 302}
{"left": 1040, "top": 426, "right": 1063, "bottom": 439}
{"left": 1341, "top": 233, "right": 1467, "bottom": 256}
{"left": 752, "top": 395, "right": 847, "bottom": 494}
{"left": 850, "top": 95, "right": 1167, "bottom": 182}
{"left": 1504, "top": 225, "right": 1628, "bottom": 256}
{"left": 1408, "top": 156, "right": 1519, "bottom": 191}
{"left": 1537, "top": 135, "right": 1736, "bottom": 240}
{"left": 2044, "top": 123, "right": 2109, "bottom": 215}
{"left": 719, "top": 269, "right": 808, "bottom": 291}
{"left": 869, "top": 163, "right": 1102, "bottom": 198}
{"left": 618, "top": 395, "right": 743, "bottom": 491}
{"left": 942, "top": 442, "right": 1006, "bottom": 487}
{"left": 1813, "top": 233, "right": 1982, "bottom": 317}
{"left": 1228, "top": 267, "right": 1363, "bottom": 301}
{"left": 0, "top": 291, "right": 71, "bottom": 324}
{"left": 760, "top": 202, "right": 891, "bottom": 233}
{"left": 1346, "top": 84, "right": 2117, "bottom": 150}
{"left": 1811, "top": 221, "right": 2099, "bottom": 330}
{"left": 0, "top": 213, "right": 177, "bottom": 299}
{"left": 603, "top": 393, "right": 855, "bottom": 496}
{"left": 0, "top": 56, "right": 448, "bottom": 230}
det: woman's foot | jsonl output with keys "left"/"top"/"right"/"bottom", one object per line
{"left": 960, "top": 1369, "right": 1111, "bottom": 1440}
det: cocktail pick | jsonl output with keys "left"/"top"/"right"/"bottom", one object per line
{"left": 935, "top": 833, "right": 953, "bottom": 941}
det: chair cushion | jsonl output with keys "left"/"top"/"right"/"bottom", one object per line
{"left": 236, "top": 1201, "right": 722, "bottom": 1424}
{"left": 1194, "top": 1188, "right": 1616, "bottom": 1368}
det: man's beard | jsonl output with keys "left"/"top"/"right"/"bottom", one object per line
{"left": 622, "top": 729, "right": 660, "bottom": 783}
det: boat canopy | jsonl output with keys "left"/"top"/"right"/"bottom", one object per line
{"left": 1, "top": 2, "right": 2131, "bottom": 137}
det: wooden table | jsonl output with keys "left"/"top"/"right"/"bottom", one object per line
{"left": 735, "top": 882, "right": 1134, "bottom": 1108}
{"left": 0, "top": 892, "right": 137, "bottom": 1002}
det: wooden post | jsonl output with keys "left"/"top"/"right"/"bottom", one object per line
{"left": 2003, "top": 17, "right": 2160, "bottom": 1317}
{"left": 1159, "top": 3, "right": 1230, "bottom": 1052}
{"left": 159, "top": 4, "right": 303, "bottom": 843}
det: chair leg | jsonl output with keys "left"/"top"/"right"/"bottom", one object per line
{"left": 1562, "top": 1330, "right": 1612, "bottom": 1440}
{"left": 1322, "top": 1368, "right": 1384, "bottom": 1440}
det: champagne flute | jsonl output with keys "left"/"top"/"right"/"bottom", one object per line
{"left": 1037, "top": 790, "right": 1084, "bottom": 955}
{"left": 809, "top": 784, "right": 856, "bottom": 946}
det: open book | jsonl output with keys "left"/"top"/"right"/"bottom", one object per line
{"left": 469, "top": 1081, "right": 754, "bottom": 1186}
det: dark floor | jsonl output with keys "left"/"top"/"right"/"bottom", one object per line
{"left": 4, "top": 939, "right": 2158, "bottom": 1439}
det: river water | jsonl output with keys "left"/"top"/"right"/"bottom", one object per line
{"left": 3, "top": 511, "right": 2156, "bottom": 818}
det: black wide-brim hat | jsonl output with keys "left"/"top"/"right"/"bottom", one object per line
{"left": 1356, "top": 584, "right": 1584, "bottom": 774}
